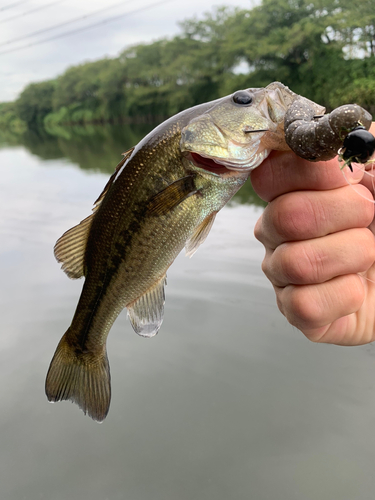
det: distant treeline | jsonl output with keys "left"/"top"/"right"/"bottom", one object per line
{"left": 1, "top": 0, "right": 375, "bottom": 133}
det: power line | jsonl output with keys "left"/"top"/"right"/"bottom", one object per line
{"left": 0, "top": 0, "right": 30, "bottom": 12}
{"left": 0, "top": 0, "right": 66, "bottom": 25}
{"left": 0, "top": 0, "right": 174, "bottom": 56}
{"left": 0, "top": 0, "right": 135, "bottom": 47}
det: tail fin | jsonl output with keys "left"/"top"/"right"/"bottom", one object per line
{"left": 45, "top": 331, "right": 111, "bottom": 422}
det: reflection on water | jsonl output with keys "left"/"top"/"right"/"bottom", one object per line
{"left": 0, "top": 123, "right": 155, "bottom": 173}
{"left": 0, "top": 124, "right": 265, "bottom": 206}
{"left": 1, "top": 126, "right": 375, "bottom": 500}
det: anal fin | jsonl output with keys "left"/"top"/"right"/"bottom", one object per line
{"left": 185, "top": 212, "right": 217, "bottom": 257}
{"left": 127, "top": 275, "right": 166, "bottom": 338}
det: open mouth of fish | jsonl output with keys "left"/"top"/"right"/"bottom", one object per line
{"left": 186, "top": 147, "right": 267, "bottom": 175}
{"left": 187, "top": 152, "right": 232, "bottom": 175}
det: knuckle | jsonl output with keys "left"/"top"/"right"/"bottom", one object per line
{"left": 286, "top": 286, "right": 321, "bottom": 327}
{"left": 261, "top": 256, "right": 269, "bottom": 277}
{"left": 253, "top": 215, "right": 264, "bottom": 243}
{"left": 270, "top": 193, "right": 319, "bottom": 241}
{"left": 276, "top": 242, "right": 321, "bottom": 284}
{"left": 282, "top": 275, "right": 365, "bottom": 334}
{"left": 274, "top": 287, "right": 286, "bottom": 316}
{"left": 261, "top": 251, "right": 276, "bottom": 283}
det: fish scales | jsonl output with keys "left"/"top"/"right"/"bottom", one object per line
{"left": 69, "top": 116, "right": 243, "bottom": 334}
{"left": 75, "top": 130, "right": 243, "bottom": 343}
{"left": 46, "top": 82, "right": 373, "bottom": 421}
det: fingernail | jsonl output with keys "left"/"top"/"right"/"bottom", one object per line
{"left": 343, "top": 164, "right": 364, "bottom": 183}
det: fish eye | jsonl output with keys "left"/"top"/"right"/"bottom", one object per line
{"left": 232, "top": 91, "right": 253, "bottom": 106}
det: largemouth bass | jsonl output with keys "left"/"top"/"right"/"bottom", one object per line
{"left": 45, "top": 82, "right": 372, "bottom": 421}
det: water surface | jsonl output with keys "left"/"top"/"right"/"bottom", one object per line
{"left": 1, "top": 125, "right": 375, "bottom": 500}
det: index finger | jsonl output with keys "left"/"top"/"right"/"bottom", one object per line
{"left": 252, "top": 122, "right": 375, "bottom": 202}
{"left": 250, "top": 151, "right": 364, "bottom": 202}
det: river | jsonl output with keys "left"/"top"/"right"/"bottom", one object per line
{"left": 1, "top": 124, "right": 375, "bottom": 500}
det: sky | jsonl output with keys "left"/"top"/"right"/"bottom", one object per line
{"left": 0, "top": 0, "right": 255, "bottom": 102}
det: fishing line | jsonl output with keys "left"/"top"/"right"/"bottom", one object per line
{"left": 340, "top": 145, "right": 375, "bottom": 287}
{"left": 340, "top": 159, "right": 375, "bottom": 204}
{"left": 370, "top": 158, "right": 375, "bottom": 194}
{"left": 343, "top": 159, "right": 375, "bottom": 287}
{"left": 357, "top": 272, "right": 375, "bottom": 286}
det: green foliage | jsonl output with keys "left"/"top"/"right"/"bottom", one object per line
{"left": 0, "top": 102, "right": 27, "bottom": 134}
{"left": 52, "top": 58, "right": 124, "bottom": 117}
{"left": 16, "top": 80, "right": 56, "bottom": 127}
{"left": 0, "top": 0, "right": 374, "bottom": 132}
{"left": 224, "top": 0, "right": 346, "bottom": 104}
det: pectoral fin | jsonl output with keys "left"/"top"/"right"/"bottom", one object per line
{"left": 147, "top": 176, "right": 197, "bottom": 216}
{"left": 127, "top": 275, "right": 167, "bottom": 337}
{"left": 185, "top": 212, "right": 217, "bottom": 257}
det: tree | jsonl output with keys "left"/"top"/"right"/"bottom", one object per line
{"left": 2, "top": 0, "right": 374, "bottom": 129}
{"left": 16, "top": 80, "right": 56, "bottom": 127}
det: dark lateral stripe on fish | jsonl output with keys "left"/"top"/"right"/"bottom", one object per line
{"left": 72, "top": 175, "right": 199, "bottom": 350}
{"left": 70, "top": 201, "right": 151, "bottom": 350}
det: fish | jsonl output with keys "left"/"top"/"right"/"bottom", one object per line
{"left": 45, "top": 82, "right": 373, "bottom": 421}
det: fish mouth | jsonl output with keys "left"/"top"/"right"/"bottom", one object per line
{"left": 186, "top": 149, "right": 267, "bottom": 175}
{"left": 187, "top": 152, "right": 231, "bottom": 175}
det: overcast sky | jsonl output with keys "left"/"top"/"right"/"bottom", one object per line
{"left": 0, "top": 0, "right": 255, "bottom": 102}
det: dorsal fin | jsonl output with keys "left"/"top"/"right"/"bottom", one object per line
{"left": 55, "top": 148, "right": 135, "bottom": 279}
{"left": 54, "top": 214, "right": 94, "bottom": 279}
{"left": 185, "top": 212, "right": 217, "bottom": 257}
{"left": 127, "top": 275, "right": 167, "bottom": 337}
{"left": 94, "top": 147, "right": 134, "bottom": 206}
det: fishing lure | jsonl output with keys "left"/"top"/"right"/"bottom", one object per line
{"left": 339, "top": 127, "right": 375, "bottom": 171}
{"left": 284, "top": 98, "right": 374, "bottom": 168}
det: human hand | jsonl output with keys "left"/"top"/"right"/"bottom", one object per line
{"left": 251, "top": 123, "right": 375, "bottom": 345}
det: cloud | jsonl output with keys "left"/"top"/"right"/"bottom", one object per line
{"left": 0, "top": 0, "right": 252, "bottom": 102}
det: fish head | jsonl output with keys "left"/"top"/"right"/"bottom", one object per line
{"left": 180, "top": 82, "right": 323, "bottom": 173}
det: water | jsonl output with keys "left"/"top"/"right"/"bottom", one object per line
{"left": 1, "top": 125, "right": 375, "bottom": 500}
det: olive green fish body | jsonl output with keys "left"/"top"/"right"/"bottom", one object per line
{"left": 46, "top": 82, "right": 373, "bottom": 421}
{"left": 67, "top": 115, "right": 247, "bottom": 348}
{"left": 46, "top": 106, "right": 249, "bottom": 420}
